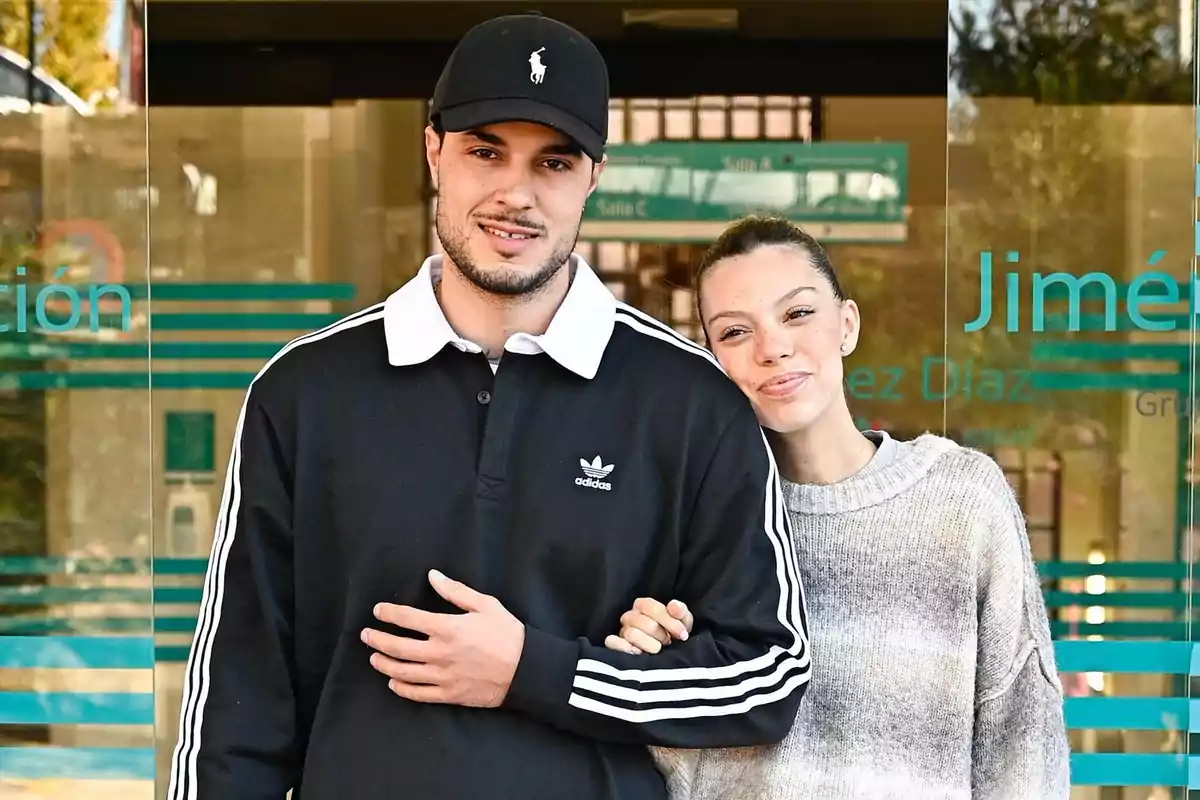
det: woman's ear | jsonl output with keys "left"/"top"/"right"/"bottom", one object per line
{"left": 839, "top": 299, "right": 862, "bottom": 357}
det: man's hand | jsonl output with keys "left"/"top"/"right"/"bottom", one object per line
{"left": 361, "top": 570, "right": 525, "bottom": 708}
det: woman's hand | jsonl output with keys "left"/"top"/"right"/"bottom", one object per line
{"left": 604, "top": 597, "right": 694, "bottom": 655}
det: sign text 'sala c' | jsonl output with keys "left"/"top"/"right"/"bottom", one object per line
{"left": 964, "top": 249, "right": 1184, "bottom": 333}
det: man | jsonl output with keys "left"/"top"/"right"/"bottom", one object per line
{"left": 166, "top": 12, "right": 810, "bottom": 800}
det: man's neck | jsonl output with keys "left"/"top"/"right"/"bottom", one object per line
{"left": 436, "top": 258, "right": 572, "bottom": 358}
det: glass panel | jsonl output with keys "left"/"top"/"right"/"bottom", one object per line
{"left": 0, "top": 0, "right": 153, "bottom": 796}
{"left": 146, "top": 98, "right": 433, "bottom": 791}
{"left": 948, "top": 0, "right": 1197, "bottom": 794}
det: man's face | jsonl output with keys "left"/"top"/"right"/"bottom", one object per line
{"left": 425, "top": 121, "right": 604, "bottom": 297}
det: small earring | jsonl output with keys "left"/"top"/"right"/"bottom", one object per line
{"left": 840, "top": 343, "right": 848, "bottom": 354}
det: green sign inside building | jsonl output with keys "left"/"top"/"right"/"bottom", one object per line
{"left": 165, "top": 411, "right": 215, "bottom": 474}
{"left": 580, "top": 141, "right": 908, "bottom": 243}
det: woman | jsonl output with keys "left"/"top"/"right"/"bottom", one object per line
{"left": 605, "top": 215, "right": 1070, "bottom": 799}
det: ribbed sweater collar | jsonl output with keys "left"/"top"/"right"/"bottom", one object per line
{"left": 780, "top": 431, "right": 960, "bottom": 515}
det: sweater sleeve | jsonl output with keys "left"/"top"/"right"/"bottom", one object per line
{"left": 502, "top": 400, "right": 811, "bottom": 748}
{"left": 166, "top": 385, "right": 300, "bottom": 800}
{"left": 971, "top": 460, "right": 1071, "bottom": 799}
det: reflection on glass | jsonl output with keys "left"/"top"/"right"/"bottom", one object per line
{"left": 948, "top": 0, "right": 1197, "bottom": 795}
{"left": 0, "top": 0, "right": 153, "bottom": 796}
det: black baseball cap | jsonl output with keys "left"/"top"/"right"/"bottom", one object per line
{"left": 429, "top": 13, "right": 609, "bottom": 163}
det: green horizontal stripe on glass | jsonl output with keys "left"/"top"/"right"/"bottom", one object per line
{"left": 1053, "top": 641, "right": 1198, "bottom": 674}
{"left": 1036, "top": 312, "right": 1190, "bottom": 332}
{"left": 1064, "top": 696, "right": 1192, "bottom": 731}
{"left": 150, "top": 313, "right": 343, "bottom": 330}
{"left": 156, "top": 645, "right": 190, "bottom": 663}
{"left": 0, "top": 586, "right": 200, "bottom": 604}
{"left": 0, "top": 617, "right": 193, "bottom": 635}
{"left": 0, "top": 746, "right": 155, "bottom": 781}
{"left": 4, "top": 283, "right": 356, "bottom": 302}
{"left": 1070, "top": 753, "right": 1191, "bottom": 787}
{"left": 1031, "top": 341, "right": 1192, "bottom": 362}
{"left": 153, "top": 558, "right": 210, "bottom": 575}
{"left": 1030, "top": 371, "right": 1185, "bottom": 392}
{"left": 0, "top": 556, "right": 153, "bottom": 576}
{"left": 0, "top": 556, "right": 209, "bottom": 576}
{"left": 0, "top": 691, "right": 153, "bottom": 725}
{"left": 1049, "top": 621, "right": 1188, "bottom": 638}
{"left": 1043, "top": 591, "right": 1191, "bottom": 609}
{"left": 0, "top": 372, "right": 257, "bottom": 389}
{"left": 151, "top": 283, "right": 355, "bottom": 301}
{"left": 0, "top": 312, "right": 343, "bottom": 331}
{"left": 0, "top": 342, "right": 288, "bottom": 360}
{"left": 1032, "top": 279, "right": 1193, "bottom": 301}
{"left": 1037, "top": 561, "right": 1190, "bottom": 579}
{"left": 0, "top": 636, "right": 154, "bottom": 669}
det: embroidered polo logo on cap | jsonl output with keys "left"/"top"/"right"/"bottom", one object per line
{"left": 529, "top": 48, "right": 547, "bottom": 83}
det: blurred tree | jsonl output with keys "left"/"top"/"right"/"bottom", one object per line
{"left": 950, "top": 0, "right": 1192, "bottom": 104}
{"left": 0, "top": 234, "right": 47, "bottom": 554}
{"left": 947, "top": 0, "right": 1187, "bottom": 284}
{"left": 948, "top": 0, "right": 1190, "bottom": 283}
{"left": 0, "top": 0, "right": 116, "bottom": 105}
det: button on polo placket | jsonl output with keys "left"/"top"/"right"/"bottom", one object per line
{"left": 471, "top": 356, "right": 528, "bottom": 585}
{"left": 474, "top": 360, "right": 523, "bottom": 504}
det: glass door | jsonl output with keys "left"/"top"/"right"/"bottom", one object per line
{"left": 947, "top": 1, "right": 1200, "bottom": 796}
{"left": 0, "top": 0, "right": 155, "bottom": 797}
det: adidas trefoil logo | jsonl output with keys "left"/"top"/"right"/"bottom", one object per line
{"left": 576, "top": 455, "right": 614, "bottom": 491}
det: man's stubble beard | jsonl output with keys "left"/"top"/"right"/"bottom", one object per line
{"left": 436, "top": 202, "right": 581, "bottom": 299}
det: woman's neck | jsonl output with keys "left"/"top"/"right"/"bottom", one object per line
{"left": 768, "top": 403, "right": 878, "bottom": 486}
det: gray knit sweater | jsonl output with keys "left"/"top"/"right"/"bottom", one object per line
{"left": 650, "top": 431, "right": 1071, "bottom": 799}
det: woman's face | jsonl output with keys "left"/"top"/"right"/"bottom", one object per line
{"left": 699, "top": 244, "right": 859, "bottom": 434}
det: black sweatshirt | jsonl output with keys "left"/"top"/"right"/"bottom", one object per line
{"left": 166, "top": 256, "right": 811, "bottom": 800}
